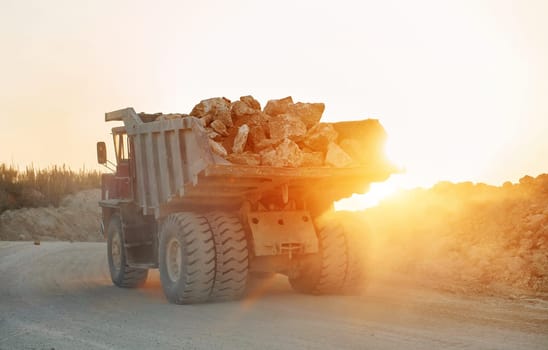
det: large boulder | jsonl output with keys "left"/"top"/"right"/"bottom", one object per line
{"left": 225, "top": 112, "right": 270, "bottom": 153}
{"left": 190, "top": 97, "right": 233, "bottom": 128}
{"left": 260, "top": 139, "right": 303, "bottom": 167}
{"left": 303, "top": 123, "right": 338, "bottom": 152}
{"left": 288, "top": 102, "right": 325, "bottom": 129}
{"left": 263, "top": 96, "right": 293, "bottom": 117}
{"left": 268, "top": 114, "right": 307, "bottom": 142}
{"left": 232, "top": 124, "right": 250, "bottom": 154}
{"left": 231, "top": 101, "right": 256, "bottom": 118}
{"left": 209, "top": 139, "right": 228, "bottom": 157}
{"left": 204, "top": 127, "right": 221, "bottom": 141}
{"left": 240, "top": 95, "right": 261, "bottom": 111}
{"left": 210, "top": 119, "right": 229, "bottom": 136}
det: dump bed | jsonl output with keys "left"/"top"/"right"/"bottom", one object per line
{"left": 106, "top": 108, "right": 395, "bottom": 217}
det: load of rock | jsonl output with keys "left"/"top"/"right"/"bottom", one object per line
{"left": 181, "top": 96, "right": 384, "bottom": 168}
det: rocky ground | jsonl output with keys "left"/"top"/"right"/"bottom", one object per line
{"left": 2, "top": 242, "right": 546, "bottom": 350}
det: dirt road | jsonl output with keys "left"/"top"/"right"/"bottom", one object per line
{"left": 0, "top": 242, "right": 546, "bottom": 350}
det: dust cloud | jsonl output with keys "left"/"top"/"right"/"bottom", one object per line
{"left": 339, "top": 174, "right": 548, "bottom": 298}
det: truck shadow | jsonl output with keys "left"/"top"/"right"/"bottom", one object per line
{"left": 135, "top": 271, "right": 310, "bottom": 304}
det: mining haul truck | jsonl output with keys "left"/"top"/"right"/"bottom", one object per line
{"left": 97, "top": 107, "right": 395, "bottom": 304}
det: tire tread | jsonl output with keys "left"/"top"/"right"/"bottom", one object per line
{"left": 206, "top": 212, "right": 249, "bottom": 301}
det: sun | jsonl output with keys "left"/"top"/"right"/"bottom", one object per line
{"left": 334, "top": 136, "right": 408, "bottom": 211}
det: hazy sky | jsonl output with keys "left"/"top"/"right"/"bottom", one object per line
{"left": 1, "top": 0, "right": 547, "bottom": 189}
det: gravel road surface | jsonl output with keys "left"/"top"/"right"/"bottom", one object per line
{"left": 0, "top": 242, "right": 546, "bottom": 350}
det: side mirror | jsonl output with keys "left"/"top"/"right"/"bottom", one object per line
{"left": 97, "top": 142, "right": 107, "bottom": 164}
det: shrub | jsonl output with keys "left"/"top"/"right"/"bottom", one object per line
{"left": 0, "top": 164, "right": 101, "bottom": 213}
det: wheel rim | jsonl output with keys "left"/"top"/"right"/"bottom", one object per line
{"left": 166, "top": 237, "right": 182, "bottom": 283}
{"left": 111, "top": 230, "right": 122, "bottom": 270}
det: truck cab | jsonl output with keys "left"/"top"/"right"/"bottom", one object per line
{"left": 98, "top": 127, "right": 132, "bottom": 201}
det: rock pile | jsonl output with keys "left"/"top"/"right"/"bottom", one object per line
{"left": 359, "top": 174, "right": 548, "bottom": 298}
{"left": 183, "top": 96, "right": 384, "bottom": 167}
{"left": 0, "top": 189, "right": 102, "bottom": 242}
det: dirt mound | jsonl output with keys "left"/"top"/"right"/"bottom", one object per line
{"left": 0, "top": 189, "right": 102, "bottom": 242}
{"left": 352, "top": 174, "right": 548, "bottom": 298}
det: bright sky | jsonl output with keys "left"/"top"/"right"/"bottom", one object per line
{"left": 1, "top": 0, "right": 547, "bottom": 202}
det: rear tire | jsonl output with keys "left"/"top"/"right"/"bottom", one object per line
{"left": 341, "top": 225, "right": 367, "bottom": 295}
{"left": 289, "top": 215, "right": 367, "bottom": 295}
{"left": 206, "top": 212, "right": 249, "bottom": 301}
{"left": 107, "top": 214, "right": 148, "bottom": 288}
{"left": 159, "top": 212, "right": 216, "bottom": 304}
{"left": 289, "top": 219, "right": 348, "bottom": 294}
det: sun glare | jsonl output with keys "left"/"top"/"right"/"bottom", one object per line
{"left": 335, "top": 177, "right": 402, "bottom": 211}
{"left": 335, "top": 135, "right": 409, "bottom": 211}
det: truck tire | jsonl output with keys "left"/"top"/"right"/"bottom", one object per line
{"left": 159, "top": 212, "right": 216, "bottom": 304}
{"left": 206, "top": 212, "right": 249, "bottom": 301}
{"left": 289, "top": 220, "right": 348, "bottom": 294}
{"left": 289, "top": 223, "right": 348, "bottom": 294}
{"left": 107, "top": 214, "right": 149, "bottom": 288}
{"left": 340, "top": 228, "right": 367, "bottom": 295}
{"left": 289, "top": 216, "right": 368, "bottom": 295}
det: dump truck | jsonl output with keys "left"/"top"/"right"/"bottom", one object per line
{"left": 97, "top": 105, "right": 395, "bottom": 304}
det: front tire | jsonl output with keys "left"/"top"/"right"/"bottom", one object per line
{"left": 107, "top": 214, "right": 148, "bottom": 288}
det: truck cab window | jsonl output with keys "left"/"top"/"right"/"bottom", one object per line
{"left": 113, "top": 132, "right": 129, "bottom": 162}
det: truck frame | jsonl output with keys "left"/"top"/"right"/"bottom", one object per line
{"left": 97, "top": 107, "right": 394, "bottom": 304}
